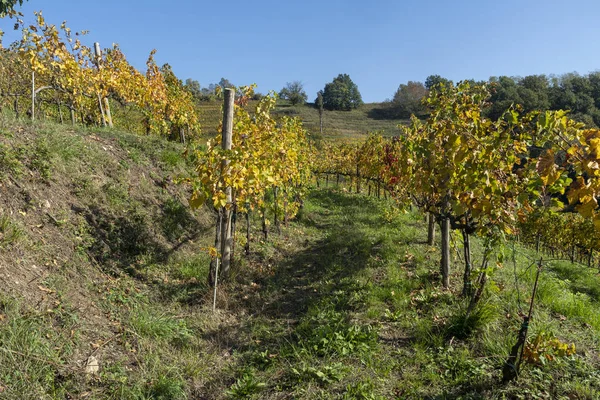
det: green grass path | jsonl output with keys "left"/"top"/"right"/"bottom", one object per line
{"left": 215, "top": 188, "right": 600, "bottom": 399}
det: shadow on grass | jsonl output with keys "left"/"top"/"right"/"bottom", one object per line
{"left": 366, "top": 104, "right": 402, "bottom": 120}
{"left": 547, "top": 262, "right": 600, "bottom": 302}
{"left": 366, "top": 103, "right": 428, "bottom": 122}
{"left": 201, "top": 190, "right": 390, "bottom": 353}
{"left": 71, "top": 197, "right": 210, "bottom": 283}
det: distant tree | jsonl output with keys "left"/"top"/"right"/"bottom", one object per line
{"left": 0, "top": 0, "right": 25, "bottom": 15}
{"left": 425, "top": 75, "right": 451, "bottom": 91}
{"left": 184, "top": 78, "right": 202, "bottom": 100}
{"left": 588, "top": 72, "right": 600, "bottom": 109}
{"left": 218, "top": 78, "right": 234, "bottom": 89}
{"left": 487, "top": 76, "right": 522, "bottom": 120}
{"left": 392, "top": 81, "right": 428, "bottom": 118}
{"left": 204, "top": 83, "right": 218, "bottom": 95}
{"left": 184, "top": 78, "right": 218, "bottom": 102}
{"left": 517, "top": 74, "right": 550, "bottom": 112}
{"left": 547, "top": 73, "right": 594, "bottom": 116}
{"left": 279, "top": 81, "right": 308, "bottom": 105}
{"left": 319, "top": 74, "right": 363, "bottom": 111}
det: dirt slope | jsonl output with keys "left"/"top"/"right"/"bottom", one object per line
{"left": 0, "top": 118, "right": 215, "bottom": 398}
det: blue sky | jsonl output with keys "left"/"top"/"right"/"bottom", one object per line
{"left": 2, "top": 0, "right": 600, "bottom": 102}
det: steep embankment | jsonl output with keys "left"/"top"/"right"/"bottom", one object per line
{"left": 0, "top": 117, "right": 217, "bottom": 399}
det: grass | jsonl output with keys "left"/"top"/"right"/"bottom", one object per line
{"left": 194, "top": 99, "right": 409, "bottom": 141}
{"left": 211, "top": 187, "right": 600, "bottom": 399}
{"left": 0, "top": 112, "right": 599, "bottom": 398}
{"left": 0, "top": 294, "right": 80, "bottom": 399}
{"left": 273, "top": 101, "right": 410, "bottom": 141}
{"left": 0, "top": 214, "right": 25, "bottom": 248}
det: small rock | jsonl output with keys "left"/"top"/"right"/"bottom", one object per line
{"left": 85, "top": 356, "right": 100, "bottom": 374}
{"left": 44, "top": 200, "right": 51, "bottom": 209}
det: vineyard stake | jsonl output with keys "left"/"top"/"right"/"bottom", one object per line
{"left": 502, "top": 258, "right": 543, "bottom": 382}
{"left": 93, "top": 43, "right": 109, "bottom": 128}
{"left": 31, "top": 71, "right": 35, "bottom": 120}
{"left": 220, "top": 88, "right": 235, "bottom": 277}
{"left": 213, "top": 253, "right": 220, "bottom": 311}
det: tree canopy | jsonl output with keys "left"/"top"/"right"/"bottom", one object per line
{"left": 0, "top": 0, "right": 24, "bottom": 15}
{"left": 319, "top": 74, "right": 363, "bottom": 111}
{"left": 424, "top": 75, "right": 451, "bottom": 91}
{"left": 392, "top": 81, "right": 428, "bottom": 118}
{"left": 387, "top": 72, "right": 600, "bottom": 127}
{"left": 279, "top": 81, "right": 308, "bottom": 105}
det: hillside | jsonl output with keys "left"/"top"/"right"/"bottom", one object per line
{"left": 0, "top": 116, "right": 215, "bottom": 398}
{"left": 0, "top": 116, "right": 599, "bottom": 399}
{"left": 197, "top": 101, "right": 408, "bottom": 140}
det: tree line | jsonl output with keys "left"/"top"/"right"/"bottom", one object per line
{"left": 186, "top": 70, "right": 600, "bottom": 130}
{"left": 388, "top": 72, "right": 600, "bottom": 126}
{"left": 185, "top": 74, "right": 364, "bottom": 113}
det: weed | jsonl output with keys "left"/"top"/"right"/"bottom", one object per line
{"left": 343, "top": 379, "right": 385, "bottom": 400}
{"left": 445, "top": 302, "right": 498, "bottom": 339}
{"left": 0, "top": 143, "right": 22, "bottom": 178}
{"left": 29, "top": 138, "right": 52, "bottom": 181}
{"left": 383, "top": 308, "right": 403, "bottom": 322}
{"left": 129, "top": 308, "right": 193, "bottom": 344}
{"left": 161, "top": 149, "right": 184, "bottom": 168}
{"left": 290, "top": 362, "right": 346, "bottom": 385}
{"left": 435, "top": 345, "right": 491, "bottom": 383}
{"left": 249, "top": 349, "right": 276, "bottom": 370}
{"left": 145, "top": 372, "right": 187, "bottom": 400}
{"left": 226, "top": 371, "right": 266, "bottom": 399}
{"left": 295, "top": 307, "right": 377, "bottom": 357}
{"left": 0, "top": 214, "right": 25, "bottom": 247}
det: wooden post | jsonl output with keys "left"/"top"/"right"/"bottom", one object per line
{"left": 283, "top": 187, "right": 289, "bottom": 226}
{"left": 13, "top": 95, "right": 19, "bottom": 118}
{"left": 179, "top": 127, "right": 186, "bottom": 144}
{"left": 31, "top": 71, "right": 35, "bottom": 120}
{"left": 208, "top": 207, "right": 222, "bottom": 286}
{"left": 462, "top": 230, "right": 472, "bottom": 297}
{"left": 94, "top": 42, "right": 112, "bottom": 128}
{"left": 427, "top": 213, "right": 436, "bottom": 245}
{"left": 212, "top": 209, "right": 223, "bottom": 310}
{"left": 96, "top": 94, "right": 107, "bottom": 127}
{"left": 220, "top": 88, "right": 235, "bottom": 278}
{"left": 274, "top": 186, "right": 280, "bottom": 234}
{"left": 317, "top": 91, "right": 324, "bottom": 135}
{"left": 58, "top": 100, "right": 64, "bottom": 124}
{"left": 440, "top": 217, "right": 450, "bottom": 288}
{"left": 245, "top": 212, "right": 251, "bottom": 255}
{"left": 104, "top": 98, "right": 113, "bottom": 127}
{"left": 356, "top": 162, "right": 360, "bottom": 194}
{"left": 262, "top": 210, "right": 268, "bottom": 240}
{"left": 440, "top": 195, "right": 451, "bottom": 289}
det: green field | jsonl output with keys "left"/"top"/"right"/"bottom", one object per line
{"left": 197, "top": 100, "right": 409, "bottom": 140}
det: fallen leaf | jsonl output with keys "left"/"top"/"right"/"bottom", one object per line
{"left": 38, "top": 286, "right": 55, "bottom": 294}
